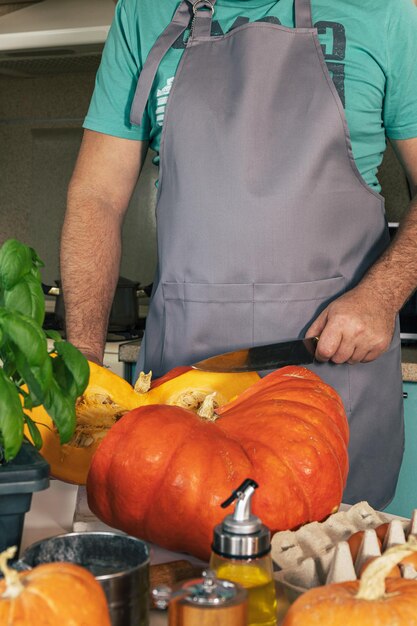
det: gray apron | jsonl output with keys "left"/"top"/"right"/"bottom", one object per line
{"left": 130, "top": 0, "right": 403, "bottom": 509}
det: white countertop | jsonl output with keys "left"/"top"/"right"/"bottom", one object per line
{"left": 21, "top": 480, "right": 78, "bottom": 552}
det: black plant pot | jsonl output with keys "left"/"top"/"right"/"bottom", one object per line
{"left": 0, "top": 442, "right": 50, "bottom": 555}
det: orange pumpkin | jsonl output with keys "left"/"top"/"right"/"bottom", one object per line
{"left": 0, "top": 547, "right": 110, "bottom": 625}
{"left": 26, "top": 362, "right": 259, "bottom": 485}
{"left": 87, "top": 366, "right": 349, "bottom": 560}
{"left": 282, "top": 538, "right": 417, "bottom": 626}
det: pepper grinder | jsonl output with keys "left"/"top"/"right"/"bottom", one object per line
{"left": 153, "top": 569, "right": 248, "bottom": 626}
{"left": 209, "top": 478, "right": 277, "bottom": 626}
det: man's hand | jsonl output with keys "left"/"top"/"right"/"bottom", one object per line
{"left": 306, "top": 286, "right": 396, "bottom": 364}
{"left": 307, "top": 137, "right": 417, "bottom": 365}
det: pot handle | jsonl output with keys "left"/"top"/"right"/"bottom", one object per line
{"left": 137, "top": 283, "right": 153, "bottom": 298}
{"left": 12, "top": 558, "right": 32, "bottom": 572}
{"left": 42, "top": 283, "right": 60, "bottom": 297}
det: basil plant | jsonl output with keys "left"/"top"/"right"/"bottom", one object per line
{"left": 0, "top": 239, "right": 89, "bottom": 463}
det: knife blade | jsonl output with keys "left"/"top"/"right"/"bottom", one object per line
{"left": 192, "top": 336, "right": 319, "bottom": 373}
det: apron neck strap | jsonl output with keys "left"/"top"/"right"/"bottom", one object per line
{"left": 190, "top": 0, "right": 216, "bottom": 39}
{"left": 130, "top": 0, "right": 192, "bottom": 126}
{"left": 131, "top": 0, "right": 312, "bottom": 126}
{"left": 294, "top": 0, "right": 313, "bottom": 28}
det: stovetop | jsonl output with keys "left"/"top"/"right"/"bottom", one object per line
{"left": 43, "top": 312, "right": 145, "bottom": 342}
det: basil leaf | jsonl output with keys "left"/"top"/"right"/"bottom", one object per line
{"left": 19, "top": 387, "right": 35, "bottom": 411}
{"left": 24, "top": 397, "right": 34, "bottom": 410}
{"left": 42, "top": 379, "right": 76, "bottom": 444}
{"left": 24, "top": 414, "right": 43, "bottom": 450}
{"left": 3, "top": 275, "right": 45, "bottom": 326}
{"left": 0, "top": 369, "right": 25, "bottom": 461}
{"left": 51, "top": 355, "right": 75, "bottom": 399}
{"left": 46, "top": 329, "right": 63, "bottom": 342}
{"left": 29, "top": 247, "right": 44, "bottom": 271}
{"left": 0, "top": 239, "right": 85, "bottom": 458}
{"left": 1, "top": 324, "right": 52, "bottom": 404}
{"left": 53, "top": 341, "right": 90, "bottom": 399}
{"left": 12, "top": 350, "right": 52, "bottom": 405}
{"left": 0, "top": 240, "right": 33, "bottom": 290}
{"left": 0, "top": 309, "right": 48, "bottom": 367}
{"left": 0, "top": 341, "right": 17, "bottom": 379}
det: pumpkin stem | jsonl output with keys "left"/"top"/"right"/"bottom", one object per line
{"left": 134, "top": 371, "right": 152, "bottom": 394}
{"left": 356, "top": 536, "right": 417, "bottom": 601}
{"left": 197, "top": 392, "right": 219, "bottom": 421}
{"left": 0, "top": 546, "right": 24, "bottom": 599}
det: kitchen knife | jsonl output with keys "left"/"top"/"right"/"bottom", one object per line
{"left": 192, "top": 336, "right": 319, "bottom": 372}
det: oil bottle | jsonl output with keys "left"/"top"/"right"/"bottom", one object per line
{"left": 209, "top": 478, "right": 277, "bottom": 626}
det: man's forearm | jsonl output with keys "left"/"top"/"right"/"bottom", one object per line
{"left": 308, "top": 193, "right": 417, "bottom": 363}
{"left": 60, "top": 131, "right": 148, "bottom": 363}
{"left": 60, "top": 185, "right": 124, "bottom": 364}
{"left": 307, "top": 137, "right": 417, "bottom": 363}
{"left": 358, "top": 193, "right": 417, "bottom": 312}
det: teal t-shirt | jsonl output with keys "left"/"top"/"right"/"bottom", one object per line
{"left": 84, "top": 0, "right": 417, "bottom": 190}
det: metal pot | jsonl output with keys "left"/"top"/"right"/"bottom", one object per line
{"left": 17, "top": 531, "right": 150, "bottom": 626}
{"left": 43, "top": 277, "right": 152, "bottom": 332}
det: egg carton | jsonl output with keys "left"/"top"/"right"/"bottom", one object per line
{"left": 271, "top": 502, "right": 417, "bottom": 600}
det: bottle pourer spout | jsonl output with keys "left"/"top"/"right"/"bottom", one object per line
{"left": 213, "top": 478, "right": 270, "bottom": 557}
{"left": 221, "top": 478, "right": 258, "bottom": 522}
{"left": 220, "top": 478, "right": 261, "bottom": 534}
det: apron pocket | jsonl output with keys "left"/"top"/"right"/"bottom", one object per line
{"left": 161, "top": 282, "right": 254, "bottom": 370}
{"left": 253, "top": 276, "right": 347, "bottom": 343}
{"left": 253, "top": 277, "right": 349, "bottom": 412}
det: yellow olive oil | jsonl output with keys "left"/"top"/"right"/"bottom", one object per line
{"left": 210, "top": 479, "right": 277, "bottom": 626}
{"left": 210, "top": 554, "right": 277, "bottom": 626}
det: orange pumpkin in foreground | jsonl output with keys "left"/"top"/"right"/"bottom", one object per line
{"left": 25, "top": 362, "right": 258, "bottom": 485}
{"left": 282, "top": 539, "right": 417, "bottom": 626}
{"left": 87, "top": 366, "right": 349, "bottom": 560}
{"left": 0, "top": 547, "right": 110, "bottom": 625}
